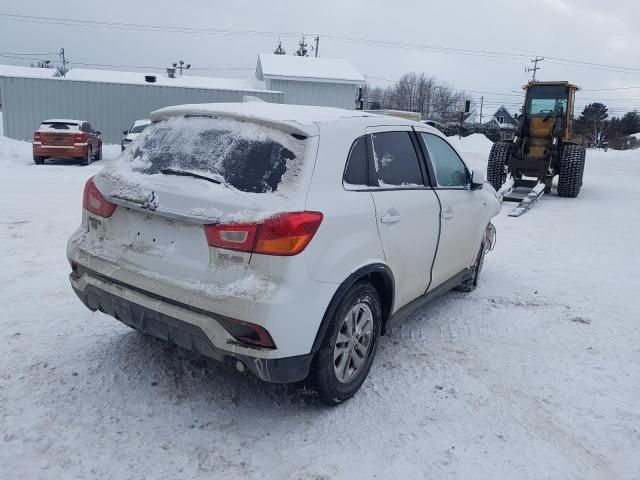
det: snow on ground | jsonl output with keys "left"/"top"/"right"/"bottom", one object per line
{"left": 1, "top": 134, "right": 639, "bottom": 479}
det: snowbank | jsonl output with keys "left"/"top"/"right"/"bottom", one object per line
{"left": 0, "top": 134, "right": 33, "bottom": 167}
{"left": 2, "top": 136, "right": 640, "bottom": 479}
{"left": 447, "top": 133, "right": 494, "bottom": 155}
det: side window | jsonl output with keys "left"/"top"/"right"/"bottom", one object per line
{"left": 421, "top": 133, "right": 469, "bottom": 187}
{"left": 86, "top": 123, "right": 94, "bottom": 133}
{"left": 370, "top": 131, "right": 423, "bottom": 187}
{"left": 80, "top": 123, "right": 89, "bottom": 133}
{"left": 343, "top": 136, "right": 368, "bottom": 187}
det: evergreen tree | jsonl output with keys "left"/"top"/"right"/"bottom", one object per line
{"left": 273, "top": 40, "right": 286, "bottom": 55}
{"left": 295, "top": 36, "right": 309, "bottom": 57}
{"left": 575, "top": 103, "right": 609, "bottom": 145}
{"left": 619, "top": 110, "right": 640, "bottom": 135}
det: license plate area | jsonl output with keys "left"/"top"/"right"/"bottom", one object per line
{"left": 119, "top": 213, "right": 180, "bottom": 257}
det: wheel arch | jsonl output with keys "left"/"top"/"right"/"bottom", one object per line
{"left": 310, "top": 263, "right": 395, "bottom": 354}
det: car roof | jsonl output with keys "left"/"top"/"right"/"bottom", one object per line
{"left": 42, "top": 119, "right": 85, "bottom": 124}
{"left": 132, "top": 119, "right": 151, "bottom": 126}
{"left": 150, "top": 102, "right": 429, "bottom": 136}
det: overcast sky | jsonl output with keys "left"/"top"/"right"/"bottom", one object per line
{"left": 1, "top": 0, "right": 639, "bottom": 115}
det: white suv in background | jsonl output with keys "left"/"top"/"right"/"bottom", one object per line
{"left": 67, "top": 103, "right": 500, "bottom": 404}
{"left": 120, "top": 118, "right": 151, "bottom": 151}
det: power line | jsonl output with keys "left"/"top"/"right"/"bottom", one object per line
{"left": 0, "top": 51, "right": 58, "bottom": 57}
{"left": 367, "top": 74, "right": 640, "bottom": 105}
{"left": 1, "top": 12, "right": 640, "bottom": 76}
{"left": 366, "top": 75, "right": 525, "bottom": 97}
{"left": 0, "top": 12, "right": 302, "bottom": 38}
{"left": 68, "top": 60, "right": 254, "bottom": 72}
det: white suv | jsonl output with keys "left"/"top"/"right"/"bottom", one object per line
{"left": 67, "top": 103, "right": 500, "bottom": 404}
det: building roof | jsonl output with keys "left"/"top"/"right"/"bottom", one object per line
{"left": 257, "top": 54, "right": 365, "bottom": 84}
{"left": 60, "top": 68, "right": 276, "bottom": 93}
{"left": 0, "top": 64, "right": 59, "bottom": 79}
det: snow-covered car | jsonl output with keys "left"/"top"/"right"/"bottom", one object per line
{"left": 33, "top": 119, "right": 103, "bottom": 165}
{"left": 120, "top": 119, "right": 151, "bottom": 151}
{"left": 67, "top": 103, "right": 500, "bottom": 404}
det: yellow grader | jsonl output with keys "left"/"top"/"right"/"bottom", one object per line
{"left": 487, "top": 81, "right": 586, "bottom": 216}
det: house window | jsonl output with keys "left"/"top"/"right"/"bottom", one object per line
{"left": 497, "top": 116, "right": 505, "bottom": 124}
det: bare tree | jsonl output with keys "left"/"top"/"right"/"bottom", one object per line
{"left": 363, "top": 72, "right": 470, "bottom": 121}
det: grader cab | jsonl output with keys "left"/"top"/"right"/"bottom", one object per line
{"left": 487, "top": 81, "right": 586, "bottom": 216}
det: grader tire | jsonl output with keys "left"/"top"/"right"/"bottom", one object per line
{"left": 557, "top": 144, "right": 586, "bottom": 198}
{"left": 487, "top": 142, "right": 511, "bottom": 191}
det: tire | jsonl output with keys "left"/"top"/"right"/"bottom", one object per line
{"left": 83, "top": 147, "right": 92, "bottom": 166}
{"left": 306, "top": 282, "right": 382, "bottom": 405}
{"left": 94, "top": 144, "right": 102, "bottom": 161}
{"left": 455, "top": 239, "right": 487, "bottom": 293}
{"left": 557, "top": 144, "right": 585, "bottom": 198}
{"left": 33, "top": 155, "right": 44, "bottom": 165}
{"left": 487, "top": 142, "right": 511, "bottom": 190}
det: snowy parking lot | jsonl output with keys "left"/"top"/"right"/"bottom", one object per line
{"left": 1, "top": 135, "right": 638, "bottom": 479}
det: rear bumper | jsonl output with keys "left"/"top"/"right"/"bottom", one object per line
{"left": 70, "top": 270, "right": 314, "bottom": 383}
{"left": 33, "top": 144, "right": 87, "bottom": 157}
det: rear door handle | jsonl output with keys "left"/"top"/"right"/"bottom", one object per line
{"left": 442, "top": 207, "right": 455, "bottom": 220}
{"left": 380, "top": 214, "right": 401, "bottom": 224}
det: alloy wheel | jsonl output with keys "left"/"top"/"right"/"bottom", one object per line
{"left": 333, "top": 302, "right": 374, "bottom": 384}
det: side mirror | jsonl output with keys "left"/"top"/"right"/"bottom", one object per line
{"left": 470, "top": 169, "right": 484, "bottom": 190}
{"left": 123, "top": 130, "right": 128, "bottom": 135}
{"left": 95, "top": 131, "right": 101, "bottom": 136}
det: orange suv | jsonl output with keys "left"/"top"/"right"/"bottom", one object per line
{"left": 33, "top": 119, "right": 103, "bottom": 165}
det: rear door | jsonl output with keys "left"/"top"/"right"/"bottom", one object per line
{"left": 365, "top": 126, "right": 441, "bottom": 310}
{"left": 416, "top": 131, "right": 486, "bottom": 288}
{"left": 92, "top": 115, "right": 314, "bottom": 287}
{"left": 85, "top": 123, "right": 96, "bottom": 148}
{"left": 41, "top": 123, "right": 76, "bottom": 147}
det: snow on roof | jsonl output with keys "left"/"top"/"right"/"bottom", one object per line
{"left": 61, "top": 68, "right": 276, "bottom": 93}
{"left": 150, "top": 102, "right": 399, "bottom": 134}
{"left": 257, "top": 54, "right": 365, "bottom": 84}
{"left": 42, "top": 119, "right": 83, "bottom": 124}
{"left": 0, "top": 64, "right": 59, "bottom": 79}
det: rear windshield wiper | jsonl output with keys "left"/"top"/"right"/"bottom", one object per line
{"left": 160, "top": 168, "right": 222, "bottom": 185}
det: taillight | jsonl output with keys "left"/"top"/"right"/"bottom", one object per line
{"left": 33, "top": 132, "right": 41, "bottom": 142}
{"left": 83, "top": 177, "right": 116, "bottom": 218}
{"left": 204, "top": 223, "right": 259, "bottom": 253}
{"left": 74, "top": 133, "right": 86, "bottom": 143}
{"left": 204, "top": 211, "right": 323, "bottom": 256}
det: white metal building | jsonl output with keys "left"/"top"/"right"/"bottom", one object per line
{"left": 255, "top": 54, "right": 365, "bottom": 109}
{"left": 0, "top": 68, "right": 283, "bottom": 143}
{"left": 1, "top": 55, "right": 365, "bottom": 143}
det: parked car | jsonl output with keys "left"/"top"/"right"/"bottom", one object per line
{"left": 121, "top": 119, "right": 151, "bottom": 151}
{"left": 33, "top": 119, "right": 103, "bottom": 165}
{"left": 67, "top": 103, "right": 500, "bottom": 404}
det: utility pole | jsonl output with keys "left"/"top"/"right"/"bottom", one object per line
{"left": 314, "top": 36, "right": 320, "bottom": 57}
{"left": 59, "top": 47, "right": 68, "bottom": 77}
{"left": 479, "top": 96, "right": 484, "bottom": 124}
{"left": 526, "top": 56, "right": 544, "bottom": 81}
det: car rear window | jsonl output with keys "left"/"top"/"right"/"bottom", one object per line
{"left": 40, "top": 122, "right": 80, "bottom": 130}
{"left": 124, "top": 116, "right": 308, "bottom": 194}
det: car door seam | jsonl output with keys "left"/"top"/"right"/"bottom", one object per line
{"left": 425, "top": 189, "right": 443, "bottom": 294}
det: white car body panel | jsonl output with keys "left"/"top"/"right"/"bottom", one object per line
{"left": 67, "top": 103, "right": 500, "bottom": 379}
